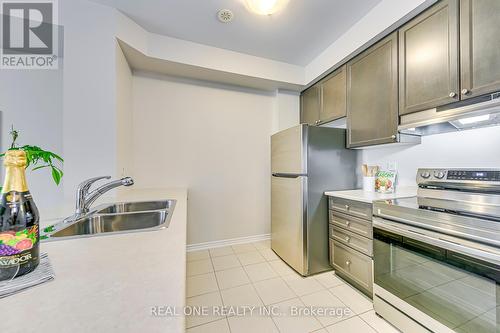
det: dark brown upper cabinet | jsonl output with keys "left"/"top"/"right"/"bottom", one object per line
{"left": 399, "top": 0, "right": 460, "bottom": 116}
{"left": 300, "top": 85, "right": 321, "bottom": 126}
{"left": 300, "top": 65, "right": 347, "bottom": 126}
{"left": 460, "top": 0, "right": 500, "bottom": 99}
{"left": 319, "top": 65, "right": 347, "bottom": 124}
{"left": 347, "top": 32, "right": 399, "bottom": 148}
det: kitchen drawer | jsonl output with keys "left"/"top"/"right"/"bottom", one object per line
{"left": 330, "top": 226, "right": 373, "bottom": 257}
{"left": 331, "top": 240, "right": 373, "bottom": 295}
{"left": 329, "top": 210, "right": 373, "bottom": 239}
{"left": 329, "top": 197, "right": 372, "bottom": 220}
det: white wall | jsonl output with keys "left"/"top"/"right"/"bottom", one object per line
{"left": 131, "top": 73, "right": 275, "bottom": 245}
{"left": 60, "top": 0, "right": 118, "bottom": 202}
{"left": 0, "top": 68, "right": 63, "bottom": 216}
{"left": 115, "top": 43, "right": 134, "bottom": 183}
{"left": 361, "top": 126, "right": 500, "bottom": 186}
{"left": 272, "top": 90, "right": 300, "bottom": 134}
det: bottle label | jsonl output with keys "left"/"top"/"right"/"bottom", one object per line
{"left": 0, "top": 225, "right": 39, "bottom": 268}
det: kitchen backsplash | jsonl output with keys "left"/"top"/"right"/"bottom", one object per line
{"left": 361, "top": 126, "right": 500, "bottom": 187}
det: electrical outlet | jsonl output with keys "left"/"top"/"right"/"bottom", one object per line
{"left": 387, "top": 161, "right": 398, "bottom": 171}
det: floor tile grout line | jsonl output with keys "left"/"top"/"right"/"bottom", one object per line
{"left": 186, "top": 270, "right": 220, "bottom": 298}
{"left": 221, "top": 247, "right": 281, "bottom": 333}
{"left": 209, "top": 246, "right": 235, "bottom": 259}
{"left": 186, "top": 258, "right": 215, "bottom": 277}
{"left": 264, "top": 292, "right": 327, "bottom": 333}
{"left": 326, "top": 283, "right": 373, "bottom": 312}
{"left": 247, "top": 276, "right": 283, "bottom": 333}
{"left": 186, "top": 249, "right": 210, "bottom": 262}
{"left": 358, "top": 311, "right": 385, "bottom": 333}
{"left": 223, "top": 243, "right": 281, "bottom": 332}
{"left": 280, "top": 273, "right": 330, "bottom": 299}
{"left": 209, "top": 254, "right": 222, "bottom": 292}
{"left": 186, "top": 256, "right": 230, "bottom": 332}
{"left": 186, "top": 317, "right": 227, "bottom": 331}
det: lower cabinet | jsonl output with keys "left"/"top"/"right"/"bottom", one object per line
{"left": 329, "top": 197, "right": 374, "bottom": 297}
{"left": 330, "top": 240, "right": 373, "bottom": 296}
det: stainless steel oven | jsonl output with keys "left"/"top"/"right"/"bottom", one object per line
{"left": 373, "top": 168, "right": 500, "bottom": 333}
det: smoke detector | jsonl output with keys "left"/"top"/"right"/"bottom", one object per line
{"left": 217, "top": 9, "right": 234, "bottom": 23}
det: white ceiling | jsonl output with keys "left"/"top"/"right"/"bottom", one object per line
{"left": 91, "top": 0, "right": 381, "bottom": 66}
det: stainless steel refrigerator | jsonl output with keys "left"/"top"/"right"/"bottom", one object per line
{"left": 271, "top": 125, "right": 358, "bottom": 276}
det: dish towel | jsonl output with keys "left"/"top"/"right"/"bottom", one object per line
{"left": 0, "top": 253, "right": 55, "bottom": 298}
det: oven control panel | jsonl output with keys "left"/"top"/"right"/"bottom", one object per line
{"left": 417, "top": 168, "right": 500, "bottom": 183}
{"left": 446, "top": 170, "right": 500, "bottom": 181}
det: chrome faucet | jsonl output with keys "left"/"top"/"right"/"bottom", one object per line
{"left": 67, "top": 176, "right": 134, "bottom": 221}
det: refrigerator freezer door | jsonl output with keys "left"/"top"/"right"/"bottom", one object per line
{"left": 271, "top": 175, "right": 307, "bottom": 275}
{"left": 271, "top": 125, "right": 306, "bottom": 175}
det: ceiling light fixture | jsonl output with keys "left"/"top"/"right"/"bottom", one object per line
{"left": 458, "top": 114, "right": 491, "bottom": 125}
{"left": 244, "top": 0, "right": 289, "bottom": 16}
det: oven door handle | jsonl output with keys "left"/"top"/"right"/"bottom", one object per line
{"left": 373, "top": 217, "right": 500, "bottom": 265}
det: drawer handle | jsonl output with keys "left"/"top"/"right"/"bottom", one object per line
{"left": 345, "top": 205, "right": 350, "bottom": 210}
{"left": 345, "top": 221, "right": 350, "bottom": 226}
{"left": 345, "top": 260, "right": 351, "bottom": 266}
{"left": 345, "top": 236, "right": 350, "bottom": 242}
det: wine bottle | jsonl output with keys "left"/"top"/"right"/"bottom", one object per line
{"left": 0, "top": 150, "right": 40, "bottom": 281}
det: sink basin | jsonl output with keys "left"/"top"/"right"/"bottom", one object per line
{"left": 51, "top": 211, "right": 169, "bottom": 238}
{"left": 95, "top": 200, "right": 173, "bottom": 214}
{"left": 44, "top": 199, "right": 177, "bottom": 240}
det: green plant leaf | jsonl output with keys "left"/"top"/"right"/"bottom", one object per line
{"left": 53, "top": 166, "right": 64, "bottom": 177}
{"left": 2, "top": 135, "right": 64, "bottom": 186}
{"left": 51, "top": 167, "right": 62, "bottom": 185}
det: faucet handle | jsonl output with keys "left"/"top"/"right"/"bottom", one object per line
{"left": 78, "top": 176, "right": 111, "bottom": 193}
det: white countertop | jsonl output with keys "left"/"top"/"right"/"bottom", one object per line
{"left": 325, "top": 186, "right": 417, "bottom": 203}
{"left": 2, "top": 188, "right": 188, "bottom": 333}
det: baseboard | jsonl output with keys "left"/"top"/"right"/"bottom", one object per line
{"left": 187, "top": 234, "right": 271, "bottom": 252}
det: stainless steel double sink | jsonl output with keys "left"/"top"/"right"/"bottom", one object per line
{"left": 42, "top": 200, "right": 176, "bottom": 241}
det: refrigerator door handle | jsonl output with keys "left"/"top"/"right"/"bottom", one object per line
{"left": 272, "top": 173, "right": 307, "bottom": 178}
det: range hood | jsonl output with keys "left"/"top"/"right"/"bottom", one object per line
{"left": 399, "top": 92, "right": 500, "bottom": 136}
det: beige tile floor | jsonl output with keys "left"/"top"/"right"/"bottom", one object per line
{"left": 186, "top": 240, "right": 400, "bottom": 333}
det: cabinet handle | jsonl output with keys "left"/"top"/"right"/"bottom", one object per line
{"left": 449, "top": 92, "right": 457, "bottom": 98}
{"left": 345, "top": 260, "right": 351, "bottom": 266}
{"left": 345, "top": 236, "right": 350, "bottom": 242}
{"left": 461, "top": 89, "right": 470, "bottom": 95}
{"left": 391, "top": 135, "right": 397, "bottom": 140}
{"left": 345, "top": 205, "right": 350, "bottom": 210}
{"left": 345, "top": 221, "right": 350, "bottom": 227}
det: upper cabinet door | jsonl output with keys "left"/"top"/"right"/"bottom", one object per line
{"left": 319, "top": 65, "right": 347, "bottom": 124}
{"left": 347, "top": 32, "right": 399, "bottom": 148}
{"left": 300, "top": 85, "right": 321, "bottom": 126}
{"left": 460, "top": 0, "right": 500, "bottom": 99}
{"left": 399, "top": 0, "right": 459, "bottom": 115}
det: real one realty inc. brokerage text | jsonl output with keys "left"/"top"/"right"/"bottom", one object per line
{"left": 151, "top": 305, "right": 353, "bottom": 318}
